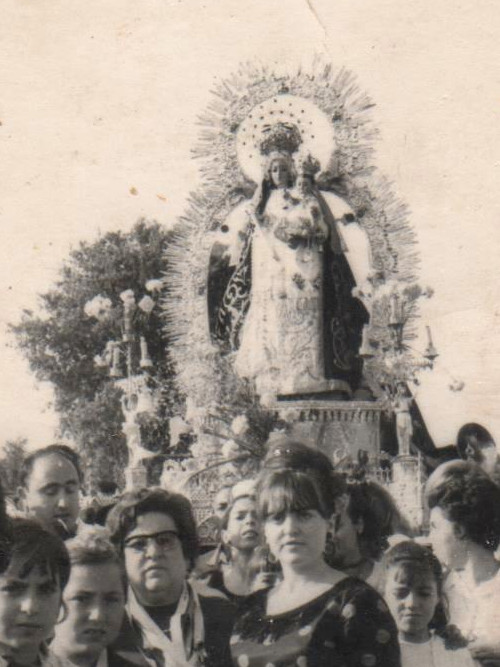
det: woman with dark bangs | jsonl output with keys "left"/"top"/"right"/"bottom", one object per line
{"left": 0, "top": 518, "right": 71, "bottom": 666}
{"left": 230, "top": 441, "right": 401, "bottom": 667}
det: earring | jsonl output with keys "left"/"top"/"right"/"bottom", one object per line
{"left": 267, "top": 551, "right": 278, "bottom": 565}
{"left": 221, "top": 540, "right": 232, "bottom": 563}
{"left": 324, "top": 531, "right": 335, "bottom": 560}
{"left": 259, "top": 544, "right": 277, "bottom": 568}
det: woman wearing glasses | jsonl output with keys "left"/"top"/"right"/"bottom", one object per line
{"left": 106, "top": 488, "right": 234, "bottom": 667}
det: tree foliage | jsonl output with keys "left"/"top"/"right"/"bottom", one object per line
{"left": 10, "top": 220, "right": 182, "bottom": 488}
{"left": 0, "top": 437, "right": 28, "bottom": 498}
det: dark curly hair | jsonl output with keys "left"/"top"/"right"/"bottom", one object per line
{"left": 0, "top": 518, "right": 70, "bottom": 589}
{"left": 106, "top": 487, "right": 198, "bottom": 568}
{"left": 345, "top": 482, "right": 412, "bottom": 561}
{"left": 456, "top": 422, "right": 495, "bottom": 463}
{"left": 426, "top": 462, "right": 500, "bottom": 551}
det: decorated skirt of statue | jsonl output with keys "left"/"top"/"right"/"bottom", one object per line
{"left": 234, "top": 186, "right": 331, "bottom": 400}
{"left": 209, "top": 186, "right": 369, "bottom": 402}
{"left": 230, "top": 577, "right": 401, "bottom": 667}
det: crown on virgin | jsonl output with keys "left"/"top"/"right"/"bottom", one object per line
{"left": 259, "top": 122, "right": 302, "bottom": 156}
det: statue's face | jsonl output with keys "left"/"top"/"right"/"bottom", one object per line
{"left": 270, "top": 158, "right": 291, "bottom": 188}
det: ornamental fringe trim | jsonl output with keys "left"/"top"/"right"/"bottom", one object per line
{"left": 162, "top": 60, "right": 420, "bottom": 410}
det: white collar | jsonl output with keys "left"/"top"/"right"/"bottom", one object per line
{"left": 127, "top": 582, "right": 206, "bottom": 667}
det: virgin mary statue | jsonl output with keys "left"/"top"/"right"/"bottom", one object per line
{"left": 208, "top": 96, "right": 372, "bottom": 404}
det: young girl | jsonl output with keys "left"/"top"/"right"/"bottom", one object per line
{"left": 197, "top": 480, "right": 277, "bottom": 606}
{"left": 0, "top": 518, "right": 70, "bottom": 667}
{"left": 383, "top": 540, "right": 475, "bottom": 667}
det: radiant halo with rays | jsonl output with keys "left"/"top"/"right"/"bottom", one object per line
{"left": 162, "top": 60, "right": 420, "bottom": 411}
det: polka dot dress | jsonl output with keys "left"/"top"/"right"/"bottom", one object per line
{"left": 230, "top": 577, "right": 401, "bottom": 667}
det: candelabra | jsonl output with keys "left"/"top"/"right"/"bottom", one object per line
{"left": 360, "top": 287, "right": 437, "bottom": 381}
{"left": 86, "top": 285, "right": 160, "bottom": 489}
{"left": 356, "top": 285, "right": 437, "bottom": 530}
{"left": 358, "top": 285, "right": 438, "bottom": 455}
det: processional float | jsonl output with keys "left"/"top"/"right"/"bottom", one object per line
{"left": 125, "top": 64, "right": 442, "bottom": 532}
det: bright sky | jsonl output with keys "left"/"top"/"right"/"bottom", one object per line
{"left": 1, "top": 0, "right": 500, "bottom": 451}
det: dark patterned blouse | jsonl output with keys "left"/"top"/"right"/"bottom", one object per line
{"left": 230, "top": 577, "right": 401, "bottom": 667}
{"left": 201, "top": 568, "right": 248, "bottom": 609}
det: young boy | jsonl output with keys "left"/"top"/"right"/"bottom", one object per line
{"left": 52, "top": 527, "right": 146, "bottom": 667}
{"left": 0, "top": 518, "right": 70, "bottom": 666}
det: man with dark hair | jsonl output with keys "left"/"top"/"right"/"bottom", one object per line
{"left": 18, "top": 444, "right": 83, "bottom": 539}
{"left": 456, "top": 422, "right": 500, "bottom": 480}
{"left": 327, "top": 480, "right": 411, "bottom": 584}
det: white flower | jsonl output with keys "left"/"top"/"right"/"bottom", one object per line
{"left": 138, "top": 295, "right": 155, "bottom": 314}
{"left": 84, "top": 295, "right": 112, "bottom": 321}
{"left": 169, "top": 416, "right": 191, "bottom": 445}
{"left": 231, "top": 415, "right": 249, "bottom": 436}
{"left": 222, "top": 440, "right": 241, "bottom": 459}
{"left": 119, "top": 289, "right": 135, "bottom": 304}
{"left": 145, "top": 278, "right": 164, "bottom": 293}
{"left": 93, "top": 354, "right": 108, "bottom": 368}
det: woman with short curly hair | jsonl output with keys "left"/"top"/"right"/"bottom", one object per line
{"left": 106, "top": 487, "right": 234, "bottom": 667}
{"left": 426, "top": 460, "right": 500, "bottom": 663}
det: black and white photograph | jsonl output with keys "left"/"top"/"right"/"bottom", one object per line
{"left": 1, "top": 1, "right": 500, "bottom": 665}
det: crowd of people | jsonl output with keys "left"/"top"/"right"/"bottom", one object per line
{"left": 0, "top": 423, "right": 499, "bottom": 666}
